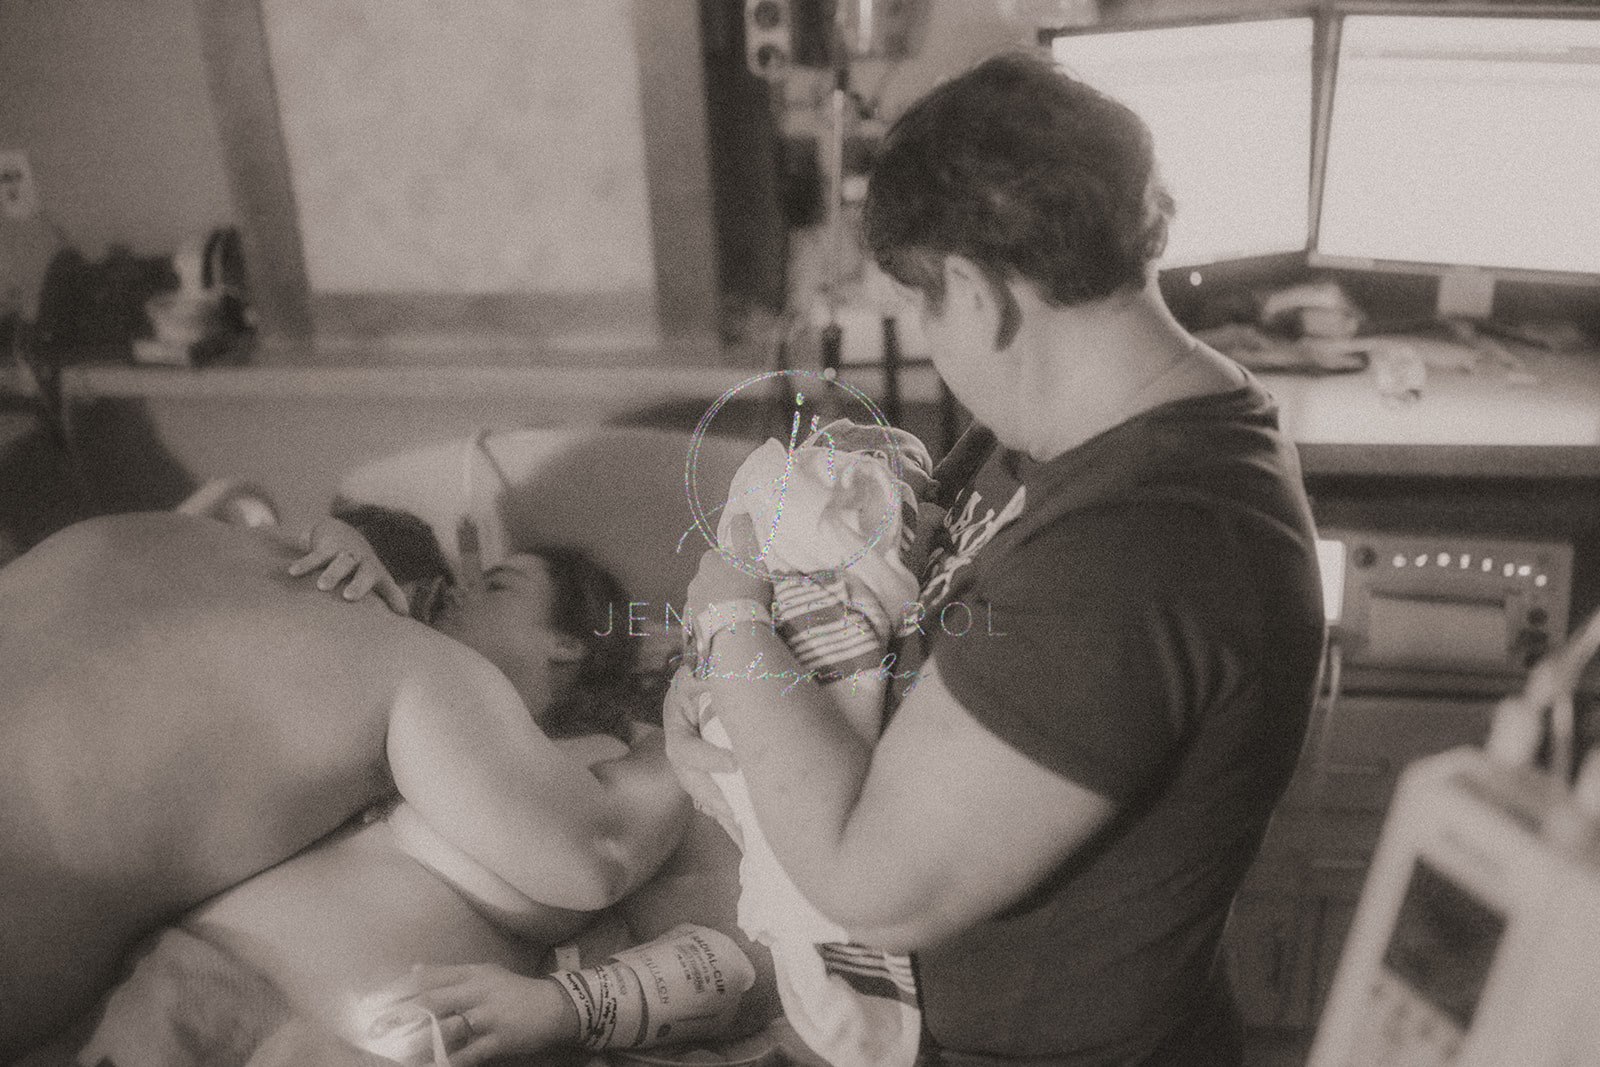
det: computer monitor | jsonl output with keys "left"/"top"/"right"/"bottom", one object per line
{"left": 1048, "top": 15, "right": 1317, "bottom": 274}
{"left": 1311, "top": 7, "right": 1600, "bottom": 322}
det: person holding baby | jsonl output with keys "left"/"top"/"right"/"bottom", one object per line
{"left": 664, "top": 53, "right": 1327, "bottom": 1067}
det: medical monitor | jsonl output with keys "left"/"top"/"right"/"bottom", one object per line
{"left": 1048, "top": 16, "right": 1317, "bottom": 273}
{"left": 1312, "top": 8, "right": 1600, "bottom": 321}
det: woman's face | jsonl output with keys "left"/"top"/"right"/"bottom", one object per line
{"left": 431, "top": 553, "right": 582, "bottom": 723}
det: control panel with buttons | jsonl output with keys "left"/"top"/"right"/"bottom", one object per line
{"left": 1320, "top": 527, "right": 1573, "bottom": 675}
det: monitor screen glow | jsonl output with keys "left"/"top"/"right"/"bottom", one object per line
{"left": 1051, "top": 18, "right": 1315, "bottom": 269}
{"left": 1316, "top": 15, "right": 1600, "bottom": 278}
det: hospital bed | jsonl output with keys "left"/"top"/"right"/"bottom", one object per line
{"left": 25, "top": 426, "right": 820, "bottom": 1067}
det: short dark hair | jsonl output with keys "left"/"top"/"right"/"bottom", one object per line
{"left": 862, "top": 52, "right": 1173, "bottom": 346}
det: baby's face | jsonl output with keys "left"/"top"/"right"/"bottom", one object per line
{"left": 432, "top": 553, "right": 577, "bottom": 722}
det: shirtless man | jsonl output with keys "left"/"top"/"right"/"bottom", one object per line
{"left": 0, "top": 511, "right": 690, "bottom": 1060}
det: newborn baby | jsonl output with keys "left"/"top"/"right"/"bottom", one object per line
{"left": 712, "top": 418, "right": 933, "bottom": 732}
{"left": 693, "top": 418, "right": 933, "bottom": 1067}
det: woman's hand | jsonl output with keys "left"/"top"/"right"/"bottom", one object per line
{"left": 287, "top": 517, "right": 409, "bottom": 615}
{"left": 362, "top": 963, "right": 577, "bottom": 1066}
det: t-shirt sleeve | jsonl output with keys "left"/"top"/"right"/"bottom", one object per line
{"left": 931, "top": 506, "right": 1213, "bottom": 803}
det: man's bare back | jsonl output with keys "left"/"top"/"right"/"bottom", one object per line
{"left": 0, "top": 512, "right": 687, "bottom": 1058}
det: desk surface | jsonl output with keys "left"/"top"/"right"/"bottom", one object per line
{"left": 1254, "top": 334, "right": 1600, "bottom": 478}
{"left": 1259, "top": 336, "right": 1600, "bottom": 445}
{"left": 7, "top": 333, "right": 1600, "bottom": 480}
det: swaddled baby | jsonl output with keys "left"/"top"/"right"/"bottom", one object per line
{"left": 694, "top": 417, "right": 933, "bottom": 1067}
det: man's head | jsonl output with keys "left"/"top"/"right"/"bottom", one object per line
{"left": 862, "top": 51, "right": 1173, "bottom": 349}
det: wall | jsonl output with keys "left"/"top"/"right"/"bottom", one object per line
{"left": 0, "top": 0, "right": 235, "bottom": 259}
{"left": 258, "top": 0, "right": 657, "bottom": 300}
{"left": 0, "top": 0, "right": 699, "bottom": 354}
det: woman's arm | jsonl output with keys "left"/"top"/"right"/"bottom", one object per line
{"left": 387, "top": 659, "right": 691, "bottom": 913}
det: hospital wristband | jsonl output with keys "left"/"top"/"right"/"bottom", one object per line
{"left": 546, "top": 925, "right": 757, "bottom": 1050}
{"left": 549, "top": 958, "right": 647, "bottom": 1049}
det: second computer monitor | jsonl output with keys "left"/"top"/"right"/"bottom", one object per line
{"left": 1313, "top": 11, "right": 1600, "bottom": 318}
{"left": 1049, "top": 16, "right": 1316, "bottom": 271}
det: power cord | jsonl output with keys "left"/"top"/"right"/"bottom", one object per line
{"left": 1301, "top": 637, "right": 1345, "bottom": 810}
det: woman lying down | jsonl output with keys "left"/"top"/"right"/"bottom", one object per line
{"left": 0, "top": 509, "right": 771, "bottom": 1066}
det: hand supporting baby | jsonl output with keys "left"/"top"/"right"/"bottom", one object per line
{"left": 666, "top": 420, "right": 934, "bottom": 839}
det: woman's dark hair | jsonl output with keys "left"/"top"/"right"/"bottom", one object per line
{"left": 331, "top": 502, "right": 452, "bottom": 587}
{"left": 331, "top": 502, "right": 644, "bottom": 740}
{"left": 862, "top": 52, "right": 1174, "bottom": 347}
{"left": 330, "top": 501, "right": 454, "bottom": 624}
{"left": 532, "top": 543, "right": 644, "bottom": 741}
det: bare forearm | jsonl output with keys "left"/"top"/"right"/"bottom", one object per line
{"left": 695, "top": 629, "right": 877, "bottom": 919}
{"left": 528, "top": 978, "right": 583, "bottom": 1047}
{"left": 388, "top": 673, "right": 687, "bottom": 912}
{"left": 588, "top": 734, "right": 694, "bottom": 901}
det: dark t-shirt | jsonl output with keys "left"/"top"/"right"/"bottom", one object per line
{"left": 911, "top": 382, "right": 1325, "bottom": 1065}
